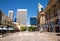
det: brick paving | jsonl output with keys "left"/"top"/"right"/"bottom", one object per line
{"left": 0, "top": 32, "right": 60, "bottom": 41}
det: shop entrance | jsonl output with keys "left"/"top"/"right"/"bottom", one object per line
{"left": 55, "top": 27, "right": 59, "bottom": 32}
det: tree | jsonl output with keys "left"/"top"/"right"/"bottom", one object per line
{"left": 28, "top": 26, "right": 37, "bottom": 31}
{"left": 20, "top": 26, "right": 27, "bottom": 31}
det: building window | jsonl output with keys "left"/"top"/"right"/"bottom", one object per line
{"left": 58, "top": 0, "right": 60, "bottom": 5}
{"left": 54, "top": 4, "right": 56, "bottom": 8}
{"left": 54, "top": 13, "right": 58, "bottom": 17}
{"left": 45, "top": 12, "right": 48, "bottom": 21}
{"left": 55, "top": 19, "right": 59, "bottom": 24}
{"left": 5, "top": 20, "right": 6, "bottom": 24}
{"left": 53, "top": 4, "right": 56, "bottom": 10}
{"left": 56, "top": 0, "right": 59, "bottom": 8}
{"left": 41, "top": 7, "right": 43, "bottom": 11}
{"left": 58, "top": 19, "right": 60, "bottom": 27}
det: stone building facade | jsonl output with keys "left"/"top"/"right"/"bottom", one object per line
{"left": 45, "top": 0, "right": 60, "bottom": 32}
{"left": 0, "top": 10, "right": 18, "bottom": 33}
{"left": 37, "top": 11, "right": 46, "bottom": 32}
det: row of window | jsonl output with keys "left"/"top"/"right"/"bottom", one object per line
{"left": 46, "top": 0, "right": 60, "bottom": 21}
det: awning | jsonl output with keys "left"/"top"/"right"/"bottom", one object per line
{"left": 8, "top": 27, "right": 15, "bottom": 30}
{"left": 3, "top": 28, "right": 7, "bottom": 30}
{"left": 0, "top": 28, "right": 3, "bottom": 30}
{"left": 0, "top": 27, "right": 7, "bottom": 30}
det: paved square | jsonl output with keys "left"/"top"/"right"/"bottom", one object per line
{"left": 0, "top": 32, "right": 60, "bottom": 41}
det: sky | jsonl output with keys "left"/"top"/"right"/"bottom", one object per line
{"left": 0, "top": 0, "right": 49, "bottom": 25}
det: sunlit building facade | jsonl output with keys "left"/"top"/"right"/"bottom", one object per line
{"left": 38, "top": 3, "right": 44, "bottom": 12}
{"left": 8, "top": 10, "right": 14, "bottom": 21}
{"left": 45, "top": 0, "right": 60, "bottom": 32}
{"left": 17, "top": 9, "right": 27, "bottom": 26}
{"left": 37, "top": 11, "right": 46, "bottom": 31}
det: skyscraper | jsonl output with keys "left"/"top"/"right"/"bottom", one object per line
{"left": 38, "top": 3, "right": 44, "bottom": 12}
{"left": 14, "top": 18, "right": 17, "bottom": 22}
{"left": 30, "top": 16, "right": 37, "bottom": 26}
{"left": 8, "top": 10, "right": 14, "bottom": 21}
{"left": 17, "top": 9, "right": 27, "bottom": 25}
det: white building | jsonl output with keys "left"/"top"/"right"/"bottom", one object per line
{"left": 38, "top": 3, "right": 44, "bottom": 12}
{"left": 17, "top": 9, "right": 27, "bottom": 26}
{"left": 8, "top": 10, "right": 14, "bottom": 21}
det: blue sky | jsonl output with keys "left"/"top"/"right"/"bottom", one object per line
{"left": 0, "top": 0, "right": 49, "bottom": 25}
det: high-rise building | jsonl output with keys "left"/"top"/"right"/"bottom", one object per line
{"left": 8, "top": 10, "right": 14, "bottom": 21}
{"left": 14, "top": 18, "right": 17, "bottom": 22}
{"left": 30, "top": 16, "right": 37, "bottom": 26}
{"left": 38, "top": 3, "right": 44, "bottom": 12}
{"left": 17, "top": 9, "right": 27, "bottom": 25}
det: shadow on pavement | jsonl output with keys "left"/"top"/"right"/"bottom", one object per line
{"left": 56, "top": 34, "right": 60, "bottom": 36}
